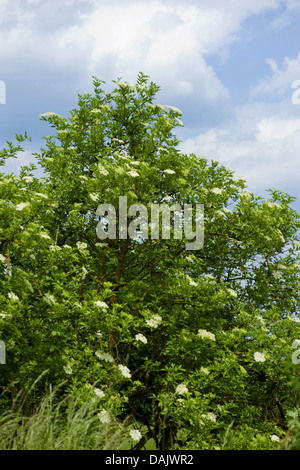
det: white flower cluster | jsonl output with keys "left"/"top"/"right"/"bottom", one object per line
{"left": 164, "top": 105, "right": 182, "bottom": 115}
{"left": 267, "top": 201, "right": 281, "bottom": 209}
{"left": 63, "top": 364, "right": 72, "bottom": 375}
{"left": 227, "top": 288, "right": 237, "bottom": 297}
{"left": 98, "top": 409, "right": 111, "bottom": 424}
{"left": 94, "top": 387, "right": 105, "bottom": 398}
{"left": 81, "top": 266, "right": 88, "bottom": 279}
{"left": 15, "top": 202, "right": 30, "bottom": 211}
{"left": 146, "top": 315, "right": 162, "bottom": 328}
{"left": 0, "top": 313, "right": 10, "bottom": 319}
{"left": 94, "top": 300, "right": 109, "bottom": 309}
{"left": 127, "top": 170, "right": 139, "bottom": 177}
{"left": 163, "top": 169, "right": 176, "bottom": 174}
{"left": 135, "top": 333, "right": 147, "bottom": 344}
{"left": 98, "top": 163, "right": 109, "bottom": 176}
{"left": 129, "top": 430, "right": 142, "bottom": 442}
{"left": 200, "top": 412, "right": 217, "bottom": 425}
{"left": 275, "top": 229, "right": 285, "bottom": 244}
{"left": 175, "top": 384, "right": 189, "bottom": 395}
{"left": 162, "top": 195, "right": 172, "bottom": 202}
{"left": 23, "top": 176, "right": 33, "bottom": 183}
{"left": 253, "top": 352, "right": 266, "bottom": 362}
{"left": 174, "top": 116, "right": 183, "bottom": 126}
{"left": 40, "top": 112, "right": 61, "bottom": 118}
{"left": 186, "top": 275, "right": 198, "bottom": 287}
{"left": 43, "top": 293, "right": 56, "bottom": 305}
{"left": 211, "top": 188, "right": 222, "bottom": 195}
{"left": 118, "top": 364, "right": 131, "bottom": 378}
{"left": 89, "top": 193, "right": 99, "bottom": 202}
{"left": 288, "top": 315, "right": 300, "bottom": 323}
{"left": 8, "top": 292, "right": 19, "bottom": 301}
{"left": 240, "top": 189, "right": 252, "bottom": 198}
{"left": 49, "top": 245, "right": 61, "bottom": 251}
{"left": 95, "top": 351, "right": 114, "bottom": 362}
{"left": 197, "top": 329, "right": 216, "bottom": 341}
{"left": 76, "top": 241, "right": 88, "bottom": 250}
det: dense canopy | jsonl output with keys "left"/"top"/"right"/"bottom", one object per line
{"left": 0, "top": 73, "right": 300, "bottom": 450}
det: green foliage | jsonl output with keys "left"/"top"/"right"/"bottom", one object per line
{"left": 0, "top": 72, "right": 300, "bottom": 449}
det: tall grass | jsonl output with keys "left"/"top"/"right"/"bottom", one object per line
{"left": 0, "top": 383, "right": 130, "bottom": 450}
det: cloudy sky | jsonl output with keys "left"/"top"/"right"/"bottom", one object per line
{"left": 1, "top": 0, "right": 300, "bottom": 210}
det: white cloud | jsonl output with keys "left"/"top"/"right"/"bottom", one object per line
{"left": 0, "top": 0, "right": 293, "bottom": 107}
{"left": 71, "top": 2, "right": 240, "bottom": 104}
{"left": 180, "top": 103, "right": 300, "bottom": 196}
{"left": 285, "top": 0, "right": 300, "bottom": 11}
{"left": 1, "top": 0, "right": 299, "bottom": 206}
{"left": 256, "top": 117, "right": 300, "bottom": 143}
{"left": 251, "top": 52, "right": 300, "bottom": 98}
{"left": 269, "top": 12, "right": 292, "bottom": 30}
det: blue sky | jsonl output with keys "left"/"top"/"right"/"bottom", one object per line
{"left": 0, "top": 0, "right": 300, "bottom": 210}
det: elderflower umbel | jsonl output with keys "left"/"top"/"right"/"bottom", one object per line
{"left": 15, "top": 202, "right": 30, "bottom": 211}
{"left": 164, "top": 105, "right": 182, "bottom": 115}
{"left": 95, "top": 351, "right": 114, "bottom": 362}
{"left": 98, "top": 409, "right": 111, "bottom": 424}
{"left": 127, "top": 170, "right": 139, "bottom": 177}
{"left": 40, "top": 112, "right": 60, "bottom": 118}
{"left": 240, "top": 190, "right": 251, "bottom": 198}
{"left": 198, "top": 329, "right": 216, "bottom": 341}
{"left": 175, "top": 384, "right": 189, "bottom": 395}
{"left": 76, "top": 241, "right": 88, "bottom": 250}
{"left": 8, "top": 292, "right": 19, "bottom": 301}
{"left": 94, "top": 388, "right": 105, "bottom": 398}
{"left": 254, "top": 352, "right": 266, "bottom": 362}
{"left": 81, "top": 266, "right": 88, "bottom": 279}
{"left": 146, "top": 315, "right": 162, "bottom": 328}
{"left": 200, "top": 412, "right": 217, "bottom": 424}
{"left": 163, "top": 169, "right": 176, "bottom": 174}
{"left": 0, "top": 254, "right": 6, "bottom": 263}
{"left": 49, "top": 245, "right": 61, "bottom": 251}
{"left": 270, "top": 434, "right": 280, "bottom": 442}
{"left": 94, "top": 300, "right": 109, "bottom": 309}
{"left": 135, "top": 333, "right": 148, "bottom": 344}
{"left": 129, "top": 430, "right": 142, "bottom": 442}
{"left": 43, "top": 293, "right": 56, "bottom": 305}
{"left": 186, "top": 275, "right": 198, "bottom": 286}
{"left": 89, "top": 193, "right": 99, "bottom": 202}
{"left": 118, "top": 364, "right": 131, "bottom": 379}
{"left": 63, "top": 365, "right": 73, "bottom": 375}
{"left": 98, "top": 164, "right": 109, "bottom": 175}
{"left": 227, "top": 288, "right": 237, "bottom": 297}
{"left": 211, "top": 188, "right": 222, "bottom": 194}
